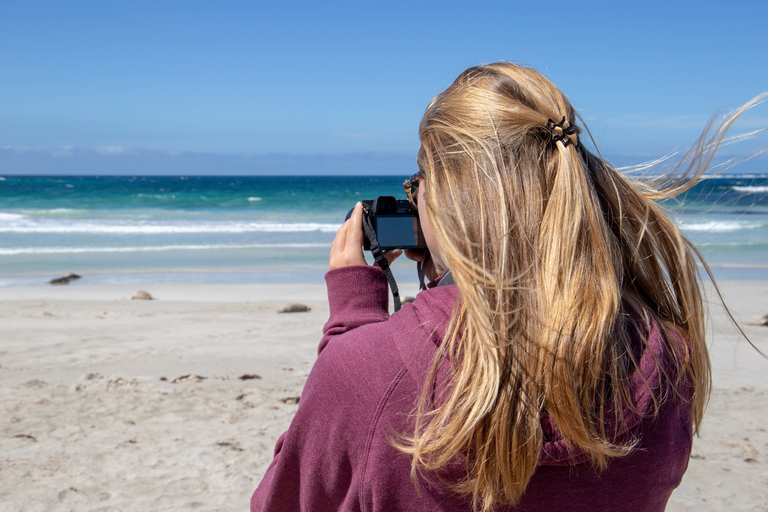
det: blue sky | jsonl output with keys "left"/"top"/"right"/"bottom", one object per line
{"left": 1, "top": 0, "right": 767, "bottom": 174}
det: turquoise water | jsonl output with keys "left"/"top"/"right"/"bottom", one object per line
{"left": 0, "top": 176, "right": 410, "bottom": 285}
{"left": 667, "top": 174, "right": 768, "bottom": 279}
{"left": 1, "top": 174, "right": 767, "bottom": 286}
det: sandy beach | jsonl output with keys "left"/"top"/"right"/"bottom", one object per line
{"left": 1, "top": 280, "right": 766, "bottom": 511}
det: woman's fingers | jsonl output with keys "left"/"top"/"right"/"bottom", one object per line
{"left": 329, "top": 203, "right": 367, "bottom": 271}
{"left": 403, "top": 249, "right": 425, "bottom": 262}
{"left": 332, "top": 222, "right": 347, "bottom": 252}
{"left": 345, "top": 201, "right": 364, "bottom": 248}
{"left": 382, "top": 249, "right": 403, "bottom": 265}
{"left": 330, "top": 203, "right": 419, "bottom": 272}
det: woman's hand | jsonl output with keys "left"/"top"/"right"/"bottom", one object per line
{"left": 329, "top": 202, "right": 402, "bottom": 271}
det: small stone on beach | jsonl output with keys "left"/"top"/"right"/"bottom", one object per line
{"left": 216, "top": 441, "right": 244, "bottom": 451}
{"left": 109, "top": 377, "right": 136, "bottom": 385}
{"left": 48, "top": 273, "right": 82, "bottom": 285}
{"left": 172, "top": 374, "right": 206, "bottom": 383}
{"left": 278, "top": 303, "right": 311, "bottom": 313}
{"left": 131, "top": 290, "right": 154, "bottom": 300}
{"left": 21, "top": 379, "right": 48, "bottom": 388}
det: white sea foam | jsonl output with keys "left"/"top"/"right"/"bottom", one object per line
{"left": 0, "top": 212, "right": 26, "bottom": 221}
{"left": 247, "top": 197, "right": 262, "bottom": 201}
{"left": 680, "top": 220, "right": 763, "bottom": 232}
{"left": 731, "top": 186, "right": 768, "bottom": 194}
{"left": 0, "top": 243, "right": 330, "bottom": 256}
{"left": 17, "top": 208, "right": 80, "bottom": 216}
{"left": 724, "top": 174, "right": 768, "bottom": 180}
{"left": 136, "top": 193, "right": 177, "bottom": 199}
{"left": 704, "top": 241, "right": 768, "bottom": 248}
{"left": 0, "top": 220, "right": 340, "bottom": 234}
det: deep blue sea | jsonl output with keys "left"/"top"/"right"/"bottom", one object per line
{"left": 1, "top": 174, "right": 767, "bottom": 286}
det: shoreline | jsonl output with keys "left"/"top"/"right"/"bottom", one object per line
{"left": 4, "top": 258, "right": 768, "bottom": 288}
{"left": 1, "top": 280, "right": 766, "bottom": 510}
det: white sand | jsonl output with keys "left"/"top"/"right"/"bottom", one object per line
{"left": 0, "top": 281, "right": 766, "bottom": 511}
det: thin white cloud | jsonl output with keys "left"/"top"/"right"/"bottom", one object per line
{"left": 94, "top": 145, "right": 126, "bottom": 154}
{"left": 0, "top": 145, "right": 169, "bottom": 157}
{"left": 604, "top": 114, "right": 709, "bottom": 131}
{"left": 337, "top": 132, "right": 383, "bottom": 140}
{"left": 2, "top": 145, "right": 39, "bottom": 153}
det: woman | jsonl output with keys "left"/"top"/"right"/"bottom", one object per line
{"left": 251, "top": 63, "right": 758, "bottom": 511}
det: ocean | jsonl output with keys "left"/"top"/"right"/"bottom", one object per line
{"left": 1, "top": 174, "right": 767, "bottom": 286}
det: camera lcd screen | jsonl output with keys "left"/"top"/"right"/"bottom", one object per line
{"left": 373, "top": 215, "right": 423, "bottom": 250}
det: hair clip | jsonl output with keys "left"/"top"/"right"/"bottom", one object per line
{"left": 546, "top": 117, "right": 579, "bottom": 148}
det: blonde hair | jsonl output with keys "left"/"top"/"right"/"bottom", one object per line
{"left": 398, "top": 62, "right": 764, "bottom": 511}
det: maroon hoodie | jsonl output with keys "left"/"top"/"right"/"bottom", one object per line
{"left": 251, "top": 265, "right": 692, "bottom": 511}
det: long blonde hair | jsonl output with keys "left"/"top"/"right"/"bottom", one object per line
{"left": 399, "top": 62, "right": 763, "bottom": 511}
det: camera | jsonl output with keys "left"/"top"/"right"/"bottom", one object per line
{"left": 346, "top": 196, "right": 426, "bottom": 251}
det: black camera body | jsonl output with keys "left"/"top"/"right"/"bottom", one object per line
{"left": 346, "top": 196, "right": 426, "bottom": 251}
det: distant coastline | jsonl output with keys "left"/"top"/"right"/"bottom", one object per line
{"left": 2, "top": 145, "right": 766, "bottom": 177}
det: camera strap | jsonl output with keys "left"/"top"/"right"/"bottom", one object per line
{"left": 416, "top": 253, "right": 430, "bottom": 291}
{"left": 361, "top": 206, "right": 403, "bottom": 312}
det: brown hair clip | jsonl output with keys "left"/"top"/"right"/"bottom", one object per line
{"left": 546, "top": 117, "right": 579, "bottom": 148}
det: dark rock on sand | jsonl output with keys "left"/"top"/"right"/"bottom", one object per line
{"left": 131, "top": 290, "right": 154, "bottom": 300}
{"left": 48, "top": 273, "right": 82, "bottom": 285}
{"left": 172, "top": 374, "right": 206, "bottom": 383}
{"left": 278, "top": 303, "right": 311, "bottom": 313}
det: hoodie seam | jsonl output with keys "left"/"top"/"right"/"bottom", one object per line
{"left": 359, "top": 365, "right": 409, "bottom": 512}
